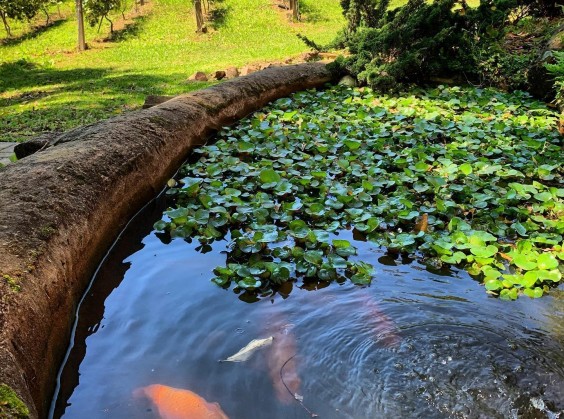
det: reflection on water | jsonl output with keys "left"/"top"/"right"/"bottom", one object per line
{"left": 51, "top": 201, "right": 564, "bottom": 419}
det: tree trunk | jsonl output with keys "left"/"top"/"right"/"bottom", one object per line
{"left": 106, "top": 15, "right": 114, "bottom": 33}
{"left": 0, "top": 11, "right": 11, "bottom": 37}
{"left": 194, "top": 0, "right": 204, "bottom": 33}
{"left": 76, "top": 0, "right": 86, "bottom": 51}
{"left": 43, "top": 7, "right": 51, "bottom": 25}
{"left": 293, "top": 0, "right": 299, "bottom": 21}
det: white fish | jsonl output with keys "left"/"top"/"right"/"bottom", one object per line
{"left": 221, "top": 336, "right": 274, "bottom": 362}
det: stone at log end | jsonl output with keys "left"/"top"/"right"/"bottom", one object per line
{"left": 188, "top": 71, "right": 208, "bottom": 82}
{"left": 0, "top": 62, "right": 339, "bottom": 419}
{"left": 225, "top": 67, "right": 239, "bottom": 79}
{"left": 240, "top": 64, "right": 260, "bottom": 76}
{"left": 142, "top": 95, "right": 176, "bottom": 109}
{"left": 212, "top": 70, "right": 226, "bottom": 80}
{"left": 13, "top": 132, "right": 61, "bottom": 159}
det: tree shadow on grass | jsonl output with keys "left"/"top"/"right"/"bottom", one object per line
{"left": 0, "top": 19, "right": 66, "bottom": 47}
{"left": 104, "top": 14, "right": 149, "bottom": 43}
{"left": 0, "top": 60, "right": 192, "bottom": 141}
{"left": 0, "top": 59, "right": 110, "bottom": 94}
{"left": 208, "top": 6, "right": 231, "bottom": 30}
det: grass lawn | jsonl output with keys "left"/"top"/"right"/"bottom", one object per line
{"left": 0, "top": 0, "right": 344, "bottom": 143}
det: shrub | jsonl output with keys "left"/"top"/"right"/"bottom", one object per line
{"left": 334, "top": 0, "right": 561, "bottom": 91}
{"left": 545, "top": 50, "right": 564, "bottom": 108}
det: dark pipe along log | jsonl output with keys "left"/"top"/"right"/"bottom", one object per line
{"left": 0, "top": 63, "right": 336, "bottom": 418}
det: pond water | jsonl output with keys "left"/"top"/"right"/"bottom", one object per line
{"left": 50, "top": 196, "right": 564, "bottom": 419}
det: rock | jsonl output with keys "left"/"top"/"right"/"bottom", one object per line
{"left": 14, "top": 132, "right": 60, "bottom": 159}
{"left": 225, "top": 67, "right": 239, "bottom": 79}
{"left": 259, "top": 62, "right": 282, "bottom": 70}
{"left": 300, "top": 51, "right": 320, "bottom": 62}
{"left": 142, "top": 95, "right": 175, "bottom": 109}
{"left": 212, "top": 70, "right": 226, "bottom": 80}
{"left": 189, "top": 71, "right": 208, "bottom": 82}
{"left": 319, "top": 52, "right": 339, "bottom": 60}
{"left": 240, "top": 64, "right": 260, "bottom": 76}
{"left": 338, "top": 75, "right": 357, "bottom": 87}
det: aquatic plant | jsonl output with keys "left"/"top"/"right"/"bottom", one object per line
{"left": 155, "top": 85, "right": 563, "bottom": 299}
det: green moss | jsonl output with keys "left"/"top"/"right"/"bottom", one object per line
{"left": 38, "top": 225, "right": 56, "bottom": 240}
{"left": 0, "top": 384, "right": 30, "bottom": 418}
{"left": 2, "top": 275, "right": 21, "bottom": 292}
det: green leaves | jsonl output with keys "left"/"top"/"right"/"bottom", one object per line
{"left": 537, "top": 253, "right": 558, "bottom": 270}
{"left": 259, "top": 168, "right": 281, "bottom": 185}
{"left": 155, "top": 85, "right": 562, "bottom": 299}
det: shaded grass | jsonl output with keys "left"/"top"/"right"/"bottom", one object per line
{"left": 0, "top": 0, "right": 344, "bottom": 142}
{"left": 0, "top": 19, "right": 67, "bottom": 47}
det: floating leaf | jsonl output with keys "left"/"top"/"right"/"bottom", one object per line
{"left": 159, "top": 85, "right": 563, "bottom": 299}
{"left": 523, "top": 287, "right": 544, "bottom": 298}
{"left": 259, "top": 169, "right": 281, "bottom": 184}
{"left": 237, "top": 277, "right": 262, "bottom": 290}
{"left": 537, "top": 253, "right": 558, "bottom": 270}
{"left": 513, "top": 254, "right": 537, "bottom": 271}
{"left": 470, "top": 245, "right": 498, "bottom": 258}
{"left": 459, "top": 163, "right": 473, "bottom": 175}
{"left": 485, "top": 279, "right": 502, "bottom": 291}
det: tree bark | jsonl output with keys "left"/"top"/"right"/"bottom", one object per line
{"left": 76, "top": 0, "right": 86, "bottom": 51}
{"left": 293, "top": 0, "right": 299, "bottom": 21}
{"left": 42, "top": 7, "right": 51, "bottom": 25}
{"left": 0, "top": 11, "right": 11, "bottom": 37}
{"left": 194, "top": 0, "right": 204, "bottom": 33}
{"left": 288, "top": 0, "right": 299, "bottom": 21}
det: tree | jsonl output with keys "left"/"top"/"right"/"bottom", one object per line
{"left": 289, "top": 0, "right": 299, "bottom": 21}
{"left": 84, "top": 0, "right": 122, "bottom": 33}
{"left": 76, "top": 0, "right": 86, "bottom": 50}
{"left": 40, "top": 0, "right": 63, "bottom": 25}
{"left": 0, "top": 0, "right": 44, "bottom": 37}
{"left": 193, "top": 0, "right": 205, "bottom": 33}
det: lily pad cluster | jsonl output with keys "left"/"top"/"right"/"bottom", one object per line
{"left": 155, "top": 85, "right": 564, "bottom": 299}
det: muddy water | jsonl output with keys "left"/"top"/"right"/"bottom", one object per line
{"left": 50, "top": 198, "right": 564, "bottom": 419}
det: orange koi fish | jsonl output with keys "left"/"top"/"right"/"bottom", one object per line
{"left": 361, "top": 296, "right": 401, "bottom": 348}
{"left": 133, "top": 384, "right": 229, "bottom": 419}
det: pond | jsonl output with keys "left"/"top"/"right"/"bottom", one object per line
{"left": 50, "top": 85, "right": 564, "bottom": 418}
{"left": 49, "top": 196, "right": 564, "bottom": 418}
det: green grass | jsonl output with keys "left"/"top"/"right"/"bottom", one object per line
{"left": 0, "top": 0, "right": 344, "bottom": 142}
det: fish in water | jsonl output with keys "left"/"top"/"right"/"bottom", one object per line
{"left": 267, "top": 325, "right": 301, "bottom": 404}
{"left": 133, "top": 384, "right": 229, "bottom": 419}
{"left": 361, "top": 295, "right": 401, "bottom": 348}
{"left": 221, "top": 336, "right": 273, "bottom": 362}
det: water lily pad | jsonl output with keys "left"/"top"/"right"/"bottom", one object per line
{"left": 160, "top": 84, "right": 563, "bottom": 299}
{"left": 259, "top": 169, "right": 281, "bottom": 185}
{"left": 513, "top": 254, "right": 537, "bottom": 271}
{"left": 237, "top": 277, "right": 262, "bottom": 290}
{"left": 537, "top": 253, "right": 558, "bottom": 270}
{"left": 523, "top": 287, "right": 544, "bottom": 298}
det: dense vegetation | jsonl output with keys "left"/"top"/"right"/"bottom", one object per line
{"left": 156, "top": 85, "right": 563, "bottom": 300}
{"left": 332, "top": 0, "right": 563, "bottom": 92}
